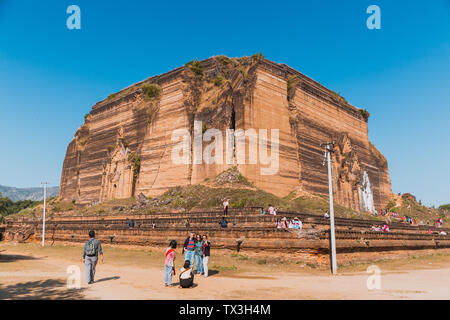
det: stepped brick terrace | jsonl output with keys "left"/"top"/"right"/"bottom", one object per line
{"left": 4, "top": 207, "right": 450, "bottom": 255}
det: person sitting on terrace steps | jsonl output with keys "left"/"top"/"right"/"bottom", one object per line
{"left": 179, "top": 260, "right": 194, "bottom": 288}
{"left": 219, "top": 217, "right": 228, "bottom": 228}
{"left": 289, "top": 217, "right": 302, "bottom": 230}
{"left": 128, "top": 219, "right": 135, "bottom": 229}
{"left": 371, "top": 225, "right": 382, "bottom": 232}
{"left": 275, "top": 219, "right": 281, "bottom": 228}
{"left": 268, "top": 205, "right": 276, "bottom": 215}
{"left": 82, "top": 230, "right": 103, "bottom": 285}
{"left": 382, "top": 223, "right": 390, "bottom": 232}
{"left": 324, "top": 210, "right": 329, "bottom": 218}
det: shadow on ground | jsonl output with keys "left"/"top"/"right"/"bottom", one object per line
{"left": 0, "top": 252, "right": 39, "bottom": 263}
{"left": 207, "top": 270, "right": 219, "bottom": 277}
{"left": 95, "top": 276, "right": 120, "bottom": 283}
{"left": 0, "top": 279, "right": 85, "bottom": 299}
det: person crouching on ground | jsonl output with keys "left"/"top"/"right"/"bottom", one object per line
{"left": 183, "top": 232, "right": 196, "bottom": 267}
{"left": 164, "top": 240, "right": 177, "bottom": 287}
{"left": 202, "top": 235, "right": 211, "bottom": 278}
{"left": 83, "top": 230, "right": 103, "bottom": 285}
{"left": 179, "top": 260, "right": 194, "bottom": 288}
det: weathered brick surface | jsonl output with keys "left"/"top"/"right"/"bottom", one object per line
{"left": 59, "top": 57, "right": 393, "bottom": 212}
{"left": 4, "top": 208, "right": 450, "bottom": 252}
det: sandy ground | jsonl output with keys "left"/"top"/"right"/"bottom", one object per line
{"left": 1, "top": 242, "right": 450, "bottom": 300}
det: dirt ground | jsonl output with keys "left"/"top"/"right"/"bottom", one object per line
{"left": 1, "top": 241, "right": 450, "bottom": 300}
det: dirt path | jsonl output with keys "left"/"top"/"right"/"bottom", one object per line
{"left": 1, "top": 243, "right": 450, "bottom": 300}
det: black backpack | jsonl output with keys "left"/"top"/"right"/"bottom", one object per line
{"left": 85, "top": 239, "right": 96, "bottom": 256}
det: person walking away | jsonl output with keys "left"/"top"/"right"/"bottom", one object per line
{"left": 202, "top": 235, "right": 211, "bottom": 278}
{"left": 83, "top": 230, "right": 103, "bottom": 284}
{"left": 219, "top": 217, "right": 228, "bottom": 228}
{"left": 164, "top": 240, "right": 177, "bottom": 287}
{"left": 183, "top": 232, "right": 196, "bottom": 267}
{"left": 223, "top": 199, "right": 229, "bottom": 215}
{"left": 179, "top": 260, "right": 194, "bottom": 288}
{"left": 194, "top": 234, "right": 204, "bottom": 275}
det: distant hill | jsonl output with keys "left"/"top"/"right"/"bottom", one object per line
{"left": 0, "top": 185, "right": 59, "bottom": 201}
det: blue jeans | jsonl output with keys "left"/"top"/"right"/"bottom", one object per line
{"left": 164, "top": 264, "right": 173, "bottom": 285}
{"left": 185, "top": 250, "right": 194, "bottom": 268}
{"left": 195, "top": 254, "right": 203, "bottom": 273}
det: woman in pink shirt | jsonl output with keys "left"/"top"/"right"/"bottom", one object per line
{"left": 164, "top": 240, "right": 177, "bottom": 287}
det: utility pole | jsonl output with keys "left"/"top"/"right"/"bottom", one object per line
{"left": 321, "top": 141, "right": 337, "bottom": 274}
{"left": 41, "top": 182, "right": 49, "bottom": 247}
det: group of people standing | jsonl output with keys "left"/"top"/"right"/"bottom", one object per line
{"left": 163, "top": 232, "right": 211, "bottom": 288}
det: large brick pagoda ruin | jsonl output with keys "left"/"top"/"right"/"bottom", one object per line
{"left": 59, "top": 55, "right": 392, "bottom": 212}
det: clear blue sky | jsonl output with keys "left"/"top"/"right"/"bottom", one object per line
{"left": 0, "top": 0, "right": 449, "bottom": 206}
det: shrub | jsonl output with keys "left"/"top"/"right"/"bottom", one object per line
{"left": 251, "top": 52, "right": 264, "bottom": 60}
{"left": 214, "top": 75, "right": 225, "bottom": 86}
{"left": 202, "top": 122, "right": 208, "bottom": 134}
{"left": 142, "top": 83, "right": 161, "bottom": 100}
{"left": 128, "top": 153, "right": 141, "bottom": 180}
{"left": 185, "top": 59, "right": 204, "bottom": 79}
{"left": 215, "top": 55, "right": 231, "bottom": 65}
{"left": 257, "top": 259, "right": 267, "bottom": 265}
{"left": 359, "top": 109, "right": 370, "bottom": 121}
{"left": 107, "top": 93, "right": 118, "bottom": 100}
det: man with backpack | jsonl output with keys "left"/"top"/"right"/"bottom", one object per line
{"left": 82, "top": 230, "right": 103, "bottom": 284}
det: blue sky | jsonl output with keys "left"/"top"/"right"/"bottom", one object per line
{"left": 0, "top": 0, "right": 449, "bottom": 206}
